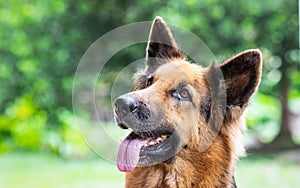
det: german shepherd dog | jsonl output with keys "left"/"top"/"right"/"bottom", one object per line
{"left": 114, "top": 17, "right": 262, "bottom": 188}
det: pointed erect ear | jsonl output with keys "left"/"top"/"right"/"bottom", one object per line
{"left": 146, "top": 16, "right": 185, "bottom": 73}
{"left": 220, "top": 49, "right": 262, "bottom": 107}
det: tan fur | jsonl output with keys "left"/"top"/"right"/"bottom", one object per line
{"left": 126, "top": 62, "right": 245, "bottom": 188}
{"left": 126, "top": 134, "right": 239, "bottom": 188}
{"left": 117, "top": 17, "right": 262, "bottom": 188}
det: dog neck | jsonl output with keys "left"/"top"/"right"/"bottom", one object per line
{"left": 125, "top": 134, "right": 238, "bottom": 188}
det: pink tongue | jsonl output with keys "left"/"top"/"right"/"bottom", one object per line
{"left": 117, "top": 136, "right": 148, "bottom": 172}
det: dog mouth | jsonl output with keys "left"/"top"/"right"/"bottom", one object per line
{"left": 117, "top": 128, "right": 179, "bottom": 172}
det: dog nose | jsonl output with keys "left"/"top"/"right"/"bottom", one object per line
{"left": 115, "top": 97, "right": 138, "bottom": 115}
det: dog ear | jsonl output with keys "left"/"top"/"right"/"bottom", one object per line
{"left": 220, "top": 49, "right": 262, "bottom": 107}
{"left": 203, "top": 50, "right": 262, "bottom": 132}
{"left": 146, "top": 16, "right": 185, "bottom": 73}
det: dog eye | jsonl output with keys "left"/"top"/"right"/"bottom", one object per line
{"left": 179, "top": 90, "right": 189, "bottom": 99}
{"left": 170, "top": 89, "right": 190, "bottom": 101}
{"left": 146, "top": 76, "right": 154, "bottom": 87}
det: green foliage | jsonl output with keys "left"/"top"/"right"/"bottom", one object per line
{"left": 289, "top": 71, "right": 300, "bottom": 115}
{"left": 0, "top": 0, "right": 298, "bottom": 154}
{"left": 57, "top": 108, "right": 91, "bottom": 158}
{"left": 0, "top": 95, "right": 46, "bottom": 152}
{"left": 246, "top": 93, "right": 281, "bottom": 142}
{"left": 0, "top": 95, "right": 90, "bottom": 156}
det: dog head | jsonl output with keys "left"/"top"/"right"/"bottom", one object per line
{"left": 114, "top": 17, "right": 262, "bottom": 172}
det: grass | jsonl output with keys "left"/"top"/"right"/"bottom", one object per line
{"left": 0, "top": 153, "right": 124, "bottom": 188}
{"left": 236, "top": 151, "right": 300, "bottom": 188}
{"left": 0, "top": 151, "right": 299, "bottom": 188}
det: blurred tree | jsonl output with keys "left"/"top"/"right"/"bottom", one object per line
{"left": 264, "top": 0, "right": 299, "bottom": 149}
{"left": 146, "top": 0, "right": 299, "bottom": 150}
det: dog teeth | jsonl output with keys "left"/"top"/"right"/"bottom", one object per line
{"left": 161, "top": 135, "right": 167, "bottom": 140}
{"left": 156, "top": 137, "right": 162, "bottom": 142}
{"left": 156, "top": 135, "right": 167, "bottom": 142}
{"left": 149, "top": 140, "right": 157, "bottom": 145}
{"left": 143, "top": 135, "right": 168, "bottom": 147}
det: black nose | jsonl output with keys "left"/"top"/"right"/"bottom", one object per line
{"left": 115, "top": 97, "right": 138, "bottom": 115}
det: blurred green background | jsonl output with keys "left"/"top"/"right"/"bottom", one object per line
{"left": 0, "top": 0, "right": 299, "bottom": 187}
